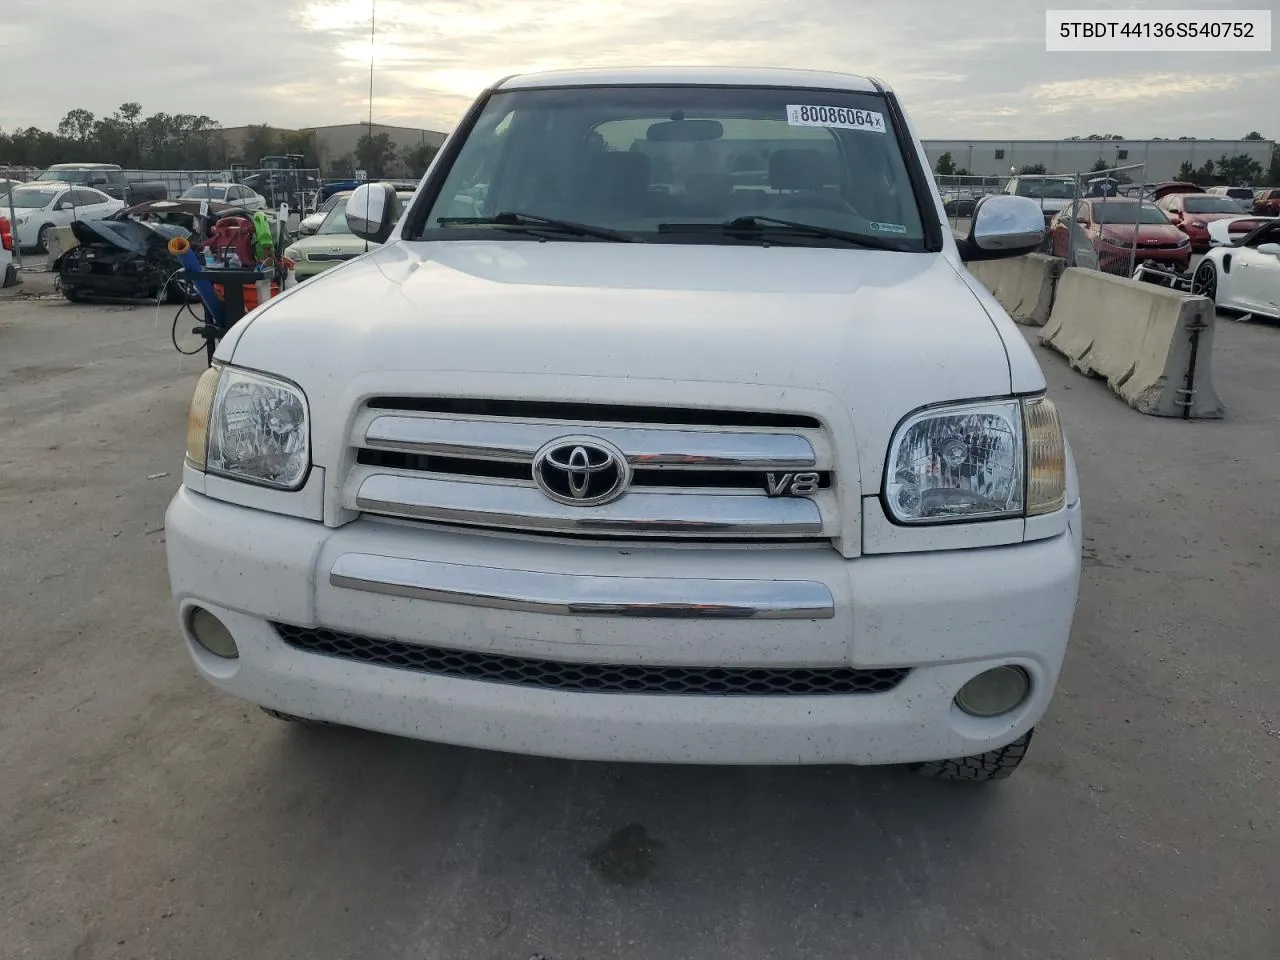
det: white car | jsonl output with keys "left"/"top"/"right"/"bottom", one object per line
{"left": 8, "top": 181, "right": 125, "bottom": 251}
{"left": 178, "top": 182, "right": 267, "bottom": 211}
{"left": 167, "top": 67, "right": 1082, "bottom": 781}
{"left": 1195, "top": 217, "right": 1280, "bottom": 320}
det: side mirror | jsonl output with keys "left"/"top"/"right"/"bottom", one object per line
{"left": 956, "top": 194, "right": 1045, "bottom": 262}
{"left": 1257, "top": 242, "right": 1280, "bottom": 257}
{"left": 345, "top": 182, "right": 398, "bottom": 242}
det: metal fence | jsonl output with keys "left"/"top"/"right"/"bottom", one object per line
{"left": 936, "top": 164, "right": 1167, "bottom": 278}
{"left": 120, "top": 168, "right": 323, "bottom": 214}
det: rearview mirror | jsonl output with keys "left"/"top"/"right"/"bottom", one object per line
{"left": 646, "top": 119, "right": 724, "bottom": 142}
{"left": 345, "top": 182, "right": 398, "bottom": 243}
{"left": 1258, "top": 242, "right": 1280, "bottom": 257}
{"left": 957, "top": 194, "right": 1045, "bottom": 262}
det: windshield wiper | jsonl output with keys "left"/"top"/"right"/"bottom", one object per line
{"left": 436, "top": 211, "right": 633, "bottom": 242}
{"left": 658, "top": 215, "right": 906, "bottom": 250}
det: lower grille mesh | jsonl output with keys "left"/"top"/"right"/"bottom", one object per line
{"left": 273, "top": 623, "right": 908, "bottom": 696}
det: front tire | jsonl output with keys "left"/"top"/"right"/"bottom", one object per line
{"left": 1192, "top": 261, "right": 1217, "bottom": 303}
{"left": 912, "top": 730, "right": 1034, "bottom": 782}
{"left": 35, "top": 223, "right": 54, "bottom": 254}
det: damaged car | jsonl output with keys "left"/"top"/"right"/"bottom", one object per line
{"left": 53, "top": 217, "right": 192, "bottom": 303}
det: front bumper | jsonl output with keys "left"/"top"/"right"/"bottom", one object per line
{"left": 166, "top": 488, "right": 1082, "bottom": 765}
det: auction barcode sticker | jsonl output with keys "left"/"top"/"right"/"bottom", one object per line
{"left": 787, "top": 105, "right": 885, "bottom": 133}
{"left": 1046, "top": 9, "right": 1271, "bottom": 51}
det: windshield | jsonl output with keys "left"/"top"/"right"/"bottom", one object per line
{"left": 181, "top": 185, "right": 219, "bottom": 199}
{"left": 317, "top": 198, "right": 353, "bottom": 235}
{"left": 417, "top": 85, "right": 927, "bottom": 248}
{"left": 1184, "top": 196, "right": 1250, "bottom": 214}
{"left": 36, "top": 169, "right": 91, "bottom": 184}
{"left": 1092, "top": 202, "right": 1170, "bottom": 224}
{"left": 10, "top": 187, "right": 59, "bottom": 208}
{"left": 1015, "top": 179, "right": 1074, "bottom": 199}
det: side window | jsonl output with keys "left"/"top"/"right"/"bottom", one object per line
{"left": 69, "top": 189, "right": 97, "bottom": 206}
{"left": 107, "top": 170, "right": 127, "bottom": 184}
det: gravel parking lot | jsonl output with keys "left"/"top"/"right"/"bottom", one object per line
{"left": 1, "top": 289, "right": 1277, "bottom": 959}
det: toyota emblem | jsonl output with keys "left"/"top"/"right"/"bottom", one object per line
{"left": 532, "top": 436, "right": 630, "bottom": 505}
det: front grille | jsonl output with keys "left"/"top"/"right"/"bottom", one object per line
{"left": 275, "top": 623, "right": 907, "bottom": 696}
{"left": 346, "top": 398, "right": 838, "bottom": 542}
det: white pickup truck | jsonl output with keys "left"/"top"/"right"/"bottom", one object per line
{"left": 167, "top": 67, "right": 1081, "bottom": 781}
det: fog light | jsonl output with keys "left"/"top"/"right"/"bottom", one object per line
{"left": 188, "top": 607, "right": 239, "bottom": 659}
{"left": 955, "top": 666, "right": 1029, "bottom": 717}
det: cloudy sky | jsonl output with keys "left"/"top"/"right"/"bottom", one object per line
{"left": 0, "top": 0, "right": 1274, "bottom": 139}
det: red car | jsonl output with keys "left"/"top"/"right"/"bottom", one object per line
{"left": 1253, "top": 188, "right": 1280, "bottom": 217}
{"left": 1149, "top": 181, "right": 1204, "bottom": 202}
{"left": 1157, "top": 193, "right": 1271, "bottom": 252}
{"left": 1050, "top": 199, "right": 1191, "bottom": 272}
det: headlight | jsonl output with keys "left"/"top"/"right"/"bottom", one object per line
{"left": 1175, "top": 236, "right": 1190, "bottom": 247}
{"left": 186, "top": 364, "right": 310, "bottom": 489}
{"left": 1190, "top": 220, "right": 1206, "bottom": 229}
{"left": 884, "top": 396, "right": 1065, "bottom": 524}
{"left": 283, "top": 244, "right": 300, "bottom": 260}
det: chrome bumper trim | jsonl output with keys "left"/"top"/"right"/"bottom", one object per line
{"left": 330, "top": 552, "right": 835, "bottom": 619}
{"left": 354, "top": 474, "right": 825, "bottom": 537}
{"left": 364, "top": 415, "right": 817, "bottom": 469}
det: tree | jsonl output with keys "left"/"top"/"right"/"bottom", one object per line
{"left": 1018, "top": 163, "right": 1047, "bottom": 175}
{"left": 1215, "top": 153, "right": 1263, "bottom": 186}
{"left": 1269, "top": 145, "right": 1280, "bottom": 185}
{"left": 1090, "top": 159, "right": 1110, "bottom": 172}
{"left": 934, "top": 152, "right": 956, "bottom": 176}
{"left": 1176, "top": 161, "right": 1197, "bottom": 181}
{"left": 56, "top": 108, "right": 96, "bottom": 145}
{"left": 402, "top": 142, "right": 439, "bottom": 177}
{"left": 278, "top": 129, "right": 319, "bottom": 169}
{"left": 355, "top": 132, "right": 396, "bottom": 177}
{"left": 329, "top": 154, "right": 355, "bottom": 177}
{"left": 1242, "top": 131, "right": 1265, "bottom": 141}
{"left": 242, "top": 124, "right": 280, "bottom": 166}
{"left": 1069, "top": 134, "right": 1124, "bottom": 141}
{"left": 953, "top": 167, "right": 971, "bottom": 176}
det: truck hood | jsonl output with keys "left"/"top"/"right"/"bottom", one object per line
{"left": 228, "top": 240, "right": 1025, "bottom": 489}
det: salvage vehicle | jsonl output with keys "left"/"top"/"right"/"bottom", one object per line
{"left": 1156, "top": 192, "right": 1270, "bottom": 252}
{"left": 1003, "top": 176, "right": 1076, "bottom": 225}
{"left": 1251, "top": 188, "right": 1280, "bottom": 217}
{"left": 179, "top": 182, "right": 267, "bottom": 211}
{"left": 1192, "top": 218, "right": 1280, "bottom": 320}
{"left": 296, "top": 190, "right": 350, "bottom": 236}
{"left": 282, "top": 189, "right": 416, "bottom": 279}
{"left": 1049, "top": 198, "right": 1190, "bottom": 272}
{"left": 35, "top": 162, "right": 167, "bottom": 204}
{"left": 7, "top": 181, "right": 125, "bottom": 251}
{"left": 0, "top": 214, "right": 16, "bottom": 287}
{"left": 167, "top": 67, "right": 1081, "bottom": 781}
{"left": 53, "top": 217, "right": 191, "bottom": 303}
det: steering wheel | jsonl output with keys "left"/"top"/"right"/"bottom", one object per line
{"left": 773, "top": 192, "right": 859, "bottom": 215}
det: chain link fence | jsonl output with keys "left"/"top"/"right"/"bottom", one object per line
{"left": 120, "top": 168, "right": 323, "bottom": 216}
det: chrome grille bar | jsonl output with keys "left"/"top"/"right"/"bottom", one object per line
{"left": 364, "top": 415, "right": 816, "bottom": 469}
{"left": 353, "top": 474, "right": 825, "bottom": 537}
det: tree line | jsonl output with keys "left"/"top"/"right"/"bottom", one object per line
{"left": 1, "top": 104, "right": 439, "bottom": 178}
{"left": 936, "top": 131, "right": 1279, "bottom": 185}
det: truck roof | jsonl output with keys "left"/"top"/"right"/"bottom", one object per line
{"left": 45, "top": 162, "right": 122, "bottom": 170}
{"left": 497, "top": 66, "right": 882, "bottom": 94}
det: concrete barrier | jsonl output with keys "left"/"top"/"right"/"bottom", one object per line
{"left": 1040, "top": 268, "right": 1223, "bottom": 418}
{"left": 966, "top": 253, "right": 1065, "bottom": 326}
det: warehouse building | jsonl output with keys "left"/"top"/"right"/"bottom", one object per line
{"left": 921, "top": 139, "right": 1275, "bottom": 182}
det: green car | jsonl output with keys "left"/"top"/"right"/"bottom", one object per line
{"left": 284, "top": 190, "right": 414, "bottom": 280}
